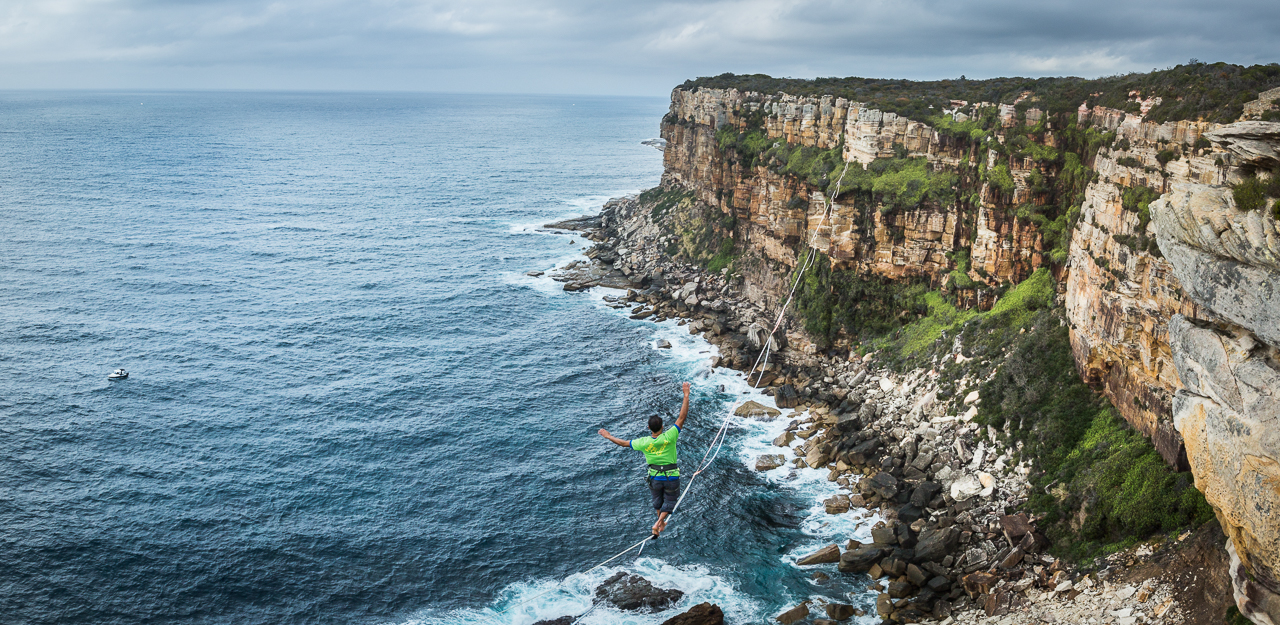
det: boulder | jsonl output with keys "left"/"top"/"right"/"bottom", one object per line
{"left": 755, "top": 454, "right": 785, "bottom": 471}
{"left": 870, "top": 525, "right": 898, "bottom": 545}
{"left": 909, "top": 481, "right": 941, "bottom": 508}
{"left": 805, "top": 444, "right": 833, "bottom": 469}
{"left": 593, "top": 572, "right": 683, "bottom": 611}
{"left": 949, "top": 474, "right": 982, "bottom": 501}
{"left": 660, "top": 602, "right": 724, "bottom": 625}
{"left": 912, "top": 527, "right": 959, "bottom": 563}
{"left": 961, "top": 571, "right": 998, "bottom": 597}
{"left": 838, "top": 544, "right": 887, "bottom": 573}
{"left": 998, "top": 513, "right": 1034, "bottom": 541}
{"left": 734, "top": 400, "right": 781, "bottom": 419}
{"left": 532, "top": 617, "right": 575, "bottom": 625}
{"left": 887, "top": 579, "right": 913, "bottom": 599}
{"left": 797, "top": 544, "right": 842, "bottom": 565}
{"left": 866, "top": 472, "right": 898, "bottom": 499}
{"left": 772, "top": 431, "right": 795, "bottom": 447}
{"left": 775, "top": 384, "right": 800, "bottom": 408}
{"left": 823, "top": 495, "right": 850, "bottom": 515}
{"left": 775, "top": 602, "right": 810, "bottom": 625}
{"left": 825, "top": 603, "right": 856, "bottom": 620}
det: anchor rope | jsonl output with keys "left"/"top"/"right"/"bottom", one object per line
{"left": 495, "top": 162, "right": 853, "bottom": 619}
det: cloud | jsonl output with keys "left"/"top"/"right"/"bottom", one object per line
{"left": 0, "top": 0, "right": 1277, "bottom": 94}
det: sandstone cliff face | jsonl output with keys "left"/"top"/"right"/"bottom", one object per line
{"left": 657, "top": 84, "right": 1280, "bottom": 622}
{"left": 1148, "top": 126, "right": 1280, "bottom": 622}
{"left": 1062, "top": 108, "right": 1224, "bottom": 467}
{"left": 663, "top": 88, "right": 1223, "bottom": 454}
{"left": 662, "top": 88, "right": 1042, "bottom": 311}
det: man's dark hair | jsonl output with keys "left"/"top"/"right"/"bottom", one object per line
{"left": 648, "top": 414, "right": 663, "bottom": 433}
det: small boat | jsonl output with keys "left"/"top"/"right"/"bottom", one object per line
{"left": 107, "top": 368, "right": 129, "bottom": 380}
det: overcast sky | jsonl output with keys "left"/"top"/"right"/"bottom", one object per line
{"left": 2, "top": 0, "right": 1278, "bottom": 96}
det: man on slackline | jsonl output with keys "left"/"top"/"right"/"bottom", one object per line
{"left": 598, "top": 381, "right": 691, "bottom": 538}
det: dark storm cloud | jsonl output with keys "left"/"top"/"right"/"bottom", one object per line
{"left": 2, "top": 0, "right": 1278, "bottom": 94}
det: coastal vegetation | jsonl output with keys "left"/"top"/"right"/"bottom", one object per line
{"left": 1231, "top": 165, "right": 1280, "bottom": 219}
{"left": 791, "top": 260, "right": 1212, "bottom": 559}
{"left": 683, "top": 61, "right": 1280, "bottom": 124}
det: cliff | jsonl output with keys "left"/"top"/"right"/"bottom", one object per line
{"left": 651, "top": 70, "right": 1280, "bottom": 623}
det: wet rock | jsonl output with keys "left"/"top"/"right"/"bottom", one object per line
{"left": 888, "top": 579, "right": 913, "bottom": 599}
{"left": 825, "top": 603, "right": 856, "bottom": 620}
{"left": 532, "top": 617, "right": 575, "bottom": 625}
{"left": 656, "top": 339, "right": 672, "bottom": 349}
{"left": 772, "top": 431, "right": 795, "bottom": 447}
{"left": 734, "top": 400, "right": 781, "bottom": 419}
{"left": 875, "top": 593, "right": 893, "bottom": 619}
{"left": 593, "top": 572, "right": 684, "bottom": 611}
{"left": 838, "top": 544, "right": 887, "bottom": 573}
{"left": 775, "top": 384, "right": 800, "bottom": 408}
{"left": 755, "top": 454, "right": 785, "bottom": 471}
{"left": 797, "top": 544, "right": 842, "bottom": 565}
{"left": 775, "top": 601, "right": 810, "bottom": 625}
{"left": 823, "top": 495, "right": 850, "bottom": 514}
{"left": 659, "top": 602, "right": 724, "bottom": 625}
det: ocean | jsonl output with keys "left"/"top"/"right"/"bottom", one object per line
{"left": 0, "top": 91, "right": 878, "bottom": 625}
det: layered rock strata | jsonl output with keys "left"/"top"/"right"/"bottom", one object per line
{"left": 1150, "top": 125, "right": 1280, "bottom": 624}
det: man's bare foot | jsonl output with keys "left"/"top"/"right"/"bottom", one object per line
{"left": 655, "top": 518, "right": 667, "bottom": 534}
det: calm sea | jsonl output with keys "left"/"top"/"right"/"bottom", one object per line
{"left": 0, "top": 91, "right": 877, "bottom": 625}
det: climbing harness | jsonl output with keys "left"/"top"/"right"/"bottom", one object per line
{"left": 495, "top": 162, "right": 853, "bottom": 618}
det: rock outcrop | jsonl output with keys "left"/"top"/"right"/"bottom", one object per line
{"left": 593, "top": 572, "right": 685, "bottom": 612}
{"left": 571, "top": 83, "right": 1280, "bottom": 624}
{"left": 1151, "top": 146, "right": 1280, "bottom": 624}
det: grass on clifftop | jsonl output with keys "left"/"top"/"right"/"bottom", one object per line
{"left": 682, "top": 62, "right": 1280, "bottom": 124}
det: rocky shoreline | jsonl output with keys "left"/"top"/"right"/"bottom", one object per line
{"left": 533, "top": 195, "right": 1211, "bottom": 625}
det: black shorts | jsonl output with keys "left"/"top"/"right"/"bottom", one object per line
{"left": 649, "top": 477, "right": 679, "bottom": 514}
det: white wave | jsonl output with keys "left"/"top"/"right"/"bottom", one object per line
{"left": 394, "top": 559, "right": 759, "bottom": 625}
{"left": 489, "top": 253, "right": 885, "bottom": 621}
{"left": 505, "top": 190, "right": 638, "bottom": 236}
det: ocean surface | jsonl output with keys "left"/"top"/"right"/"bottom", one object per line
{"left": 0, "top": 91, "right": 878, "bottom": 625}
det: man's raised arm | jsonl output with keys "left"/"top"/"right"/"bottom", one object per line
{"left": 675, "top": 382, "right": 690, "bottom": 429}
{"left": 599, "top": 429, "right": 631, "bottom": 448}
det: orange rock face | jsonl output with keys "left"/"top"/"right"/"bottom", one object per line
{"left": 662, "top": 88, "right": 1044, "bottom": 296}
{"left": 661, "top": 88, "right": 1235, "bottom": 467}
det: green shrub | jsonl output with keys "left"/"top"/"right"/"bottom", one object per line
{"left": 1121, "top": 185, "right": 1161, "bottom": 231}
{"left": 1116, "top": 156, "right": 1143, "bottom": 168}
{"left": 973, "top": 300, "right": 1213, "bottom": 559}
{"left": 1156, "top": 149, "right": 1176, "bottom": 166}
{"left": 1194, "top": 137, "right": 1212, "bottom": 150}
{"left": 793, "top": 250, "right": 930, "bottom": 346}
{"left": 1233, "top": 175, "right": 1267, "bottom": 211}
{"left": 986, "top": 163, "right": 1015, "bottom": 196}
{"left": 706, "top": 238, "right": 736, "bottom": 273}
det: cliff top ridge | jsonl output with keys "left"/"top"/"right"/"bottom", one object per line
{"left": 679, "top": 61, "right": 1280, "bottom": 125}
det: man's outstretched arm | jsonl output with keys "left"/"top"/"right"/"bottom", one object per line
{"left": 675, "top": 382, "right": 690, "bottom": 429}
{"left": 598, "top": 429, "right": 631, "bottom": 448}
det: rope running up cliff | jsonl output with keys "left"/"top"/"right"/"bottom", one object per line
{"left": 495, "top": 162, "right": 852, "bottom": 618}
